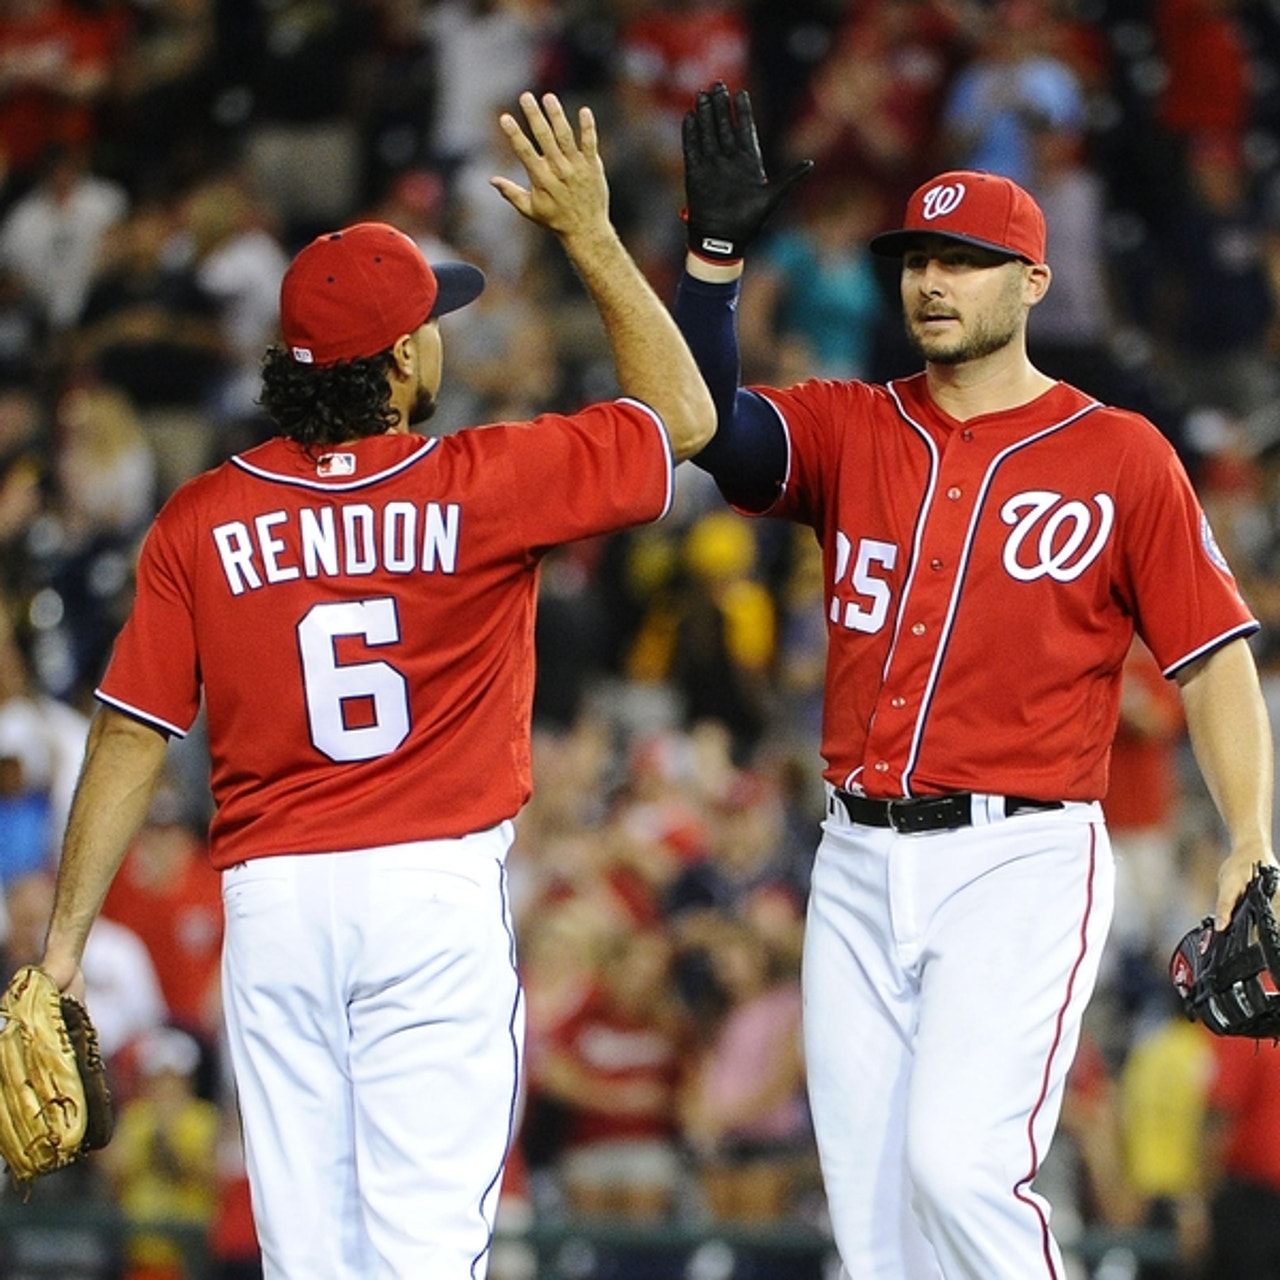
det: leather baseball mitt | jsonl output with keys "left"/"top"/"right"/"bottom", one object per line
{"left": 0, "top": 965, "right": 114, "bottom": 1185}
{"left": 1170, "top": 863, "right": 1280, "bottom": 1038}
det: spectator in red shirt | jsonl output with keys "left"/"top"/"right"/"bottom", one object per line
{"left": 1202, "top": 1032, "right": 1280, "bottom": 1276}
{"left": 1101, "top": 638, "right": 1187, "bottom": 995}
{"left": 530, "top": 924, "right": 692, "bottom": 1221}
{"left": 101, "top": 774, "right": 224, "bottom": 1045}
{"left": 1155, "top": 0, "right": 1250, "bottom": 149}
{"left": 0, "top": 0, "right": 125, "bottom": 187}
{"left": 611, "top": 0, "right": 751, "bottom": 293}
{"left": 781, "top": 0, "right": 975, "bottom": 224}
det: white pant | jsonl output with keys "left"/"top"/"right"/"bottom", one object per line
{"left": 220, "top": 826, "right": 524, "bottom": 1280}
{"left": 804, "top": 797, "right": 1113, "bottom": 1280}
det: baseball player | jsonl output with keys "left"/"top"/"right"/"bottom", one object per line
{"left": 34, "top": 93, "right": 714, "bottom": 1280}
{"left": 674, "top": 83, "right": 1276, "bottom": 1279}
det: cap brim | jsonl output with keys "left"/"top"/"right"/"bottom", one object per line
{"left": 429, "top": 262, "right": 486, "bottom": 317}
{"left": 867, "top": 229, "right": 1029, "bottom": 262}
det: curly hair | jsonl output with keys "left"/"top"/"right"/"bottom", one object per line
{"left": 257, "top": 346, "right": 400, "bottom": 449}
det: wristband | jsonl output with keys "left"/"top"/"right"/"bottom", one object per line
{"left": 681, "top": 210, "right": 743, "bottom": 265}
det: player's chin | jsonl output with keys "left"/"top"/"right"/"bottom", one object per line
{"left": 907, "top": 329, "right": 967, "bottom": 365}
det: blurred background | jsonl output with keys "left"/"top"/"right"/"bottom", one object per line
{"left": 2, "top": 0, "right": 1280, "bottom": 1276}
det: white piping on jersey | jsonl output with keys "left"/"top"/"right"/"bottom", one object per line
{"left": 886, "top": 383, "right": 1103, "bottom": 796}
{"left": 756, "top": 385, "right": 941, "bottom": 798}
{"left": 1163, "top": 621, "right": 1261, "bottom": 679}
{"left": 875, "top": 399, "right": 947, "bottom": 793}
{"left": 232, "top": 438, "right": 440, "bottom": 490}
{"left": 94, "top": 689, "right": 190, "bottom": 739}
{"left": 233, "top": 398, "right": 676, "bottom": 515}
{"left": 621, "top": 397, "right": 679, "bottom": 522}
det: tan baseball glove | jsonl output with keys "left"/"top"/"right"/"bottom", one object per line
{"left": 0, "top": 965, "right": 114, "bottom": 1185}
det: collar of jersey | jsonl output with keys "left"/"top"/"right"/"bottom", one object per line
{"left": 230, "top": 435, "right": 441, "bottom": 491}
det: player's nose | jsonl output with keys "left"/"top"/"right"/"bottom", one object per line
{"left": 919, "top": 260, "right": 951, "bottom": 295}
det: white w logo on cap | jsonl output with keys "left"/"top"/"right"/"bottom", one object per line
{"left": 921, "top": 183, "right": 966, "bottom": 220}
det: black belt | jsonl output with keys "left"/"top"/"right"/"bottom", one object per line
{"left": 831, "top": 789, "right": 1064, "bottom": 834}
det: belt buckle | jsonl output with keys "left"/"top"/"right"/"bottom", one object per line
{"left": 885, "top": 794, "right": 971, "bottom": 833}
{"left": 884, "top": 798, "right": 912, "bottom": 833}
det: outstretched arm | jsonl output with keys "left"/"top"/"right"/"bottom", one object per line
{"left": 672, "top": 81, "right": 811, "bottom": 509}
{"left": 492, "top": 92, "right": 714, "bottom": 461}
{"left": 1176, "top": 636, "right": 1277, "bottom": 927}
{"left": 673, "top": 270, "right": 786, "bottom": 511}
{"left": 41, "top": 707, "right": 169, "bottom": 994}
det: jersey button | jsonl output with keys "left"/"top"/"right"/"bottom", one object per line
{"left": 947, "top": 486, "right": 962, "bottom": 500}
{"left": 874, "top": 760, "right": 890, "bottom": 773}
{"left": 930, "top": 557, "right": 943, "bottom": 570}
{"left": 961, "top": 429, "right": 974, "bottom": 442}
{"left": 911, "top": 622, "right": 926, "bottom": 636}
{"left": 891, "top": 696, "right": 906, "bottom": 708}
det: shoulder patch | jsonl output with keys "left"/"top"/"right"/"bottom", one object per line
{"left": 1200, "top": 511, "right": 1230, "bottom": 573}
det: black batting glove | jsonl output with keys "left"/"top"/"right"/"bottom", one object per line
{"left": 682, "top": 82, "right": 813, "bottom": 264}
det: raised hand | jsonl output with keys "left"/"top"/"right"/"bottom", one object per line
{"left": 682, "top": 81, "right": 813, "bottom": 263}
{"left": 492, "top": 92, "right": 608, "bottom": 246}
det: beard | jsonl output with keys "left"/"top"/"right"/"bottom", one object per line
{"left": 409, "top": 387, "right": 437, "bottom": 425}
{"left": 906, "top": 308, "right": 1021, "bottom": 365}
{"left": 904, "top": 275, "right": 1025, "bottom": 365}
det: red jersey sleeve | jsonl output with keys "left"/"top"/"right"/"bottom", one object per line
{"left": 97, "top": 498, "right": 202, "bottom": 737}
{"left": 1112, "top": 424, "right": 1258, "bottom": 674}
{"left": 500, "top": 398, "right": 674, "bottom": 548}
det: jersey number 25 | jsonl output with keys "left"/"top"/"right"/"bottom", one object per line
{"left": 831, "top": 535, "right": 898, "bottom": 635}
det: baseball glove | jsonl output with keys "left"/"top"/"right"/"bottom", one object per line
{"left": 0, "top": 965, "right": 114, "bottom": 1185}
{"left": 1170, "top": 863, "right": 1280, "bottom": 1038}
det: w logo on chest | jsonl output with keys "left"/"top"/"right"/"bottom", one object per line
{"left": 999, "top": 490, "right": 1115, "bottom": 583}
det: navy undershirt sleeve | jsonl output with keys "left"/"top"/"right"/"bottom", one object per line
{"left": 673, "top": 271, "right": 787, "bottom": 512}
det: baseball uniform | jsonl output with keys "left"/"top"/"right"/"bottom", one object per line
{"left": 674, "top": 236, "right": 1257, "bottom": 1278}
{"left": 760, "top": 370, "right": 1251, "bottom": 1280}
{"left": 96, "top": 406, "right": 675, "bottom": 1277}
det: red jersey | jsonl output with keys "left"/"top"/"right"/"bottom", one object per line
{"left": 1156, "top": 0, "right": 1249, "bottom": 138}
{"left": 1101, "top": 639, "right": 1185, "bottom": 831}
{"left": 1208, "top": 1034, "right": 1280, "bottom": 1189}
{"left": 98, "top": 403, "right": 673, "bottom": 868}
{"left": 101, "top": 835, "right": 223, "bottom": 1032}
{"left": 544, "top": 987, "right": 685, "bottom": 1148}
{"left": 0, "top": 0, "right": 124, "bottom": 173}
{"left": 619, "top": 5, "right": 749, "bottom": 121}
{"left": 755, "top": 374, "right": 1256, "bottom": 801}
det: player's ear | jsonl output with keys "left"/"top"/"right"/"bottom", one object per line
{"left": 389, "top": 332, "right": 416, "bottom": 379}
{"left": 1023, "top": 262, "right": 1051, "bottom": 307}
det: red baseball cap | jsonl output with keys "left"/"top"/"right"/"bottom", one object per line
{"left": 280, "top": 221, "right": 485, "bottom": 367}
{"left": 868, "top": 171, "right": 1046, "bottom": 264}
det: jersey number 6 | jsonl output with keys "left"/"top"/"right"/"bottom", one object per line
{"left": 297, "top": 598, "right": 411, "bottom": 762}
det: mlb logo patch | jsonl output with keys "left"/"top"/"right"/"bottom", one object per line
{"left": 1200, "top": 511, "right": 1230, "bottom": 573}
{"left": 317, "top": 452, "right": 356, "bottom": 478}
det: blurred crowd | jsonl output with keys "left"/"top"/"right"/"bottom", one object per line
{"left": 5, "top": 0, "right": 1280, "bottom": 1277}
